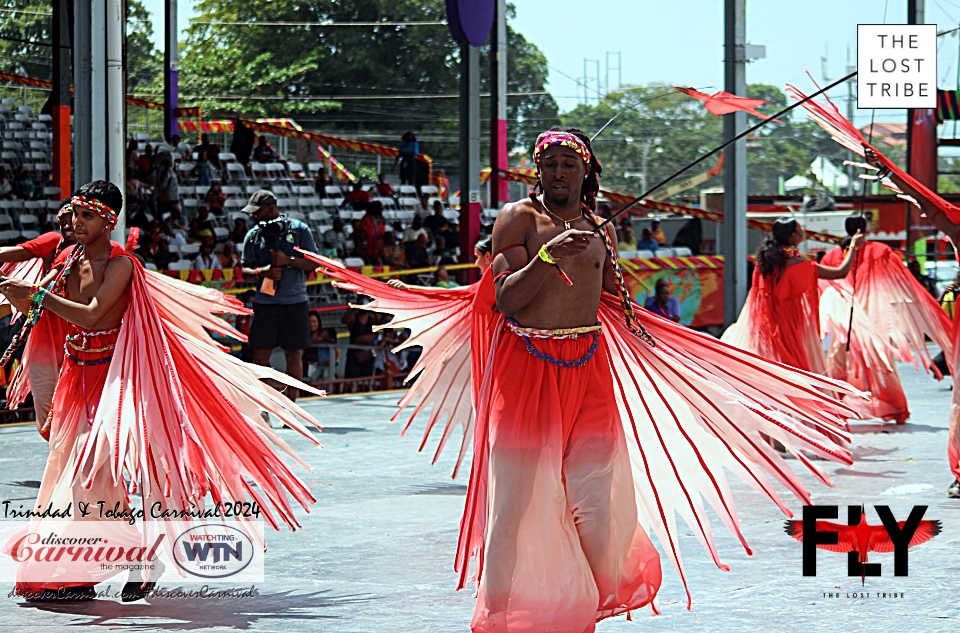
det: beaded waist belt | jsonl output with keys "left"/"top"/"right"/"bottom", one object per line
{"left": 64, "top": 326, "right": 120, "bottom": 366}
{"left": 506, "top": 318, "right": 601, "bottom": 367}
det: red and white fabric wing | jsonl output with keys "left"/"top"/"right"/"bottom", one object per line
{"left": 675, "top": 87, "right": 777, "bottom": 120}
{"left": 297, "top": 251, "right": 483, "bottom": 477}
{"left": 73, "top": 254, "right": 323, "bottom": 532}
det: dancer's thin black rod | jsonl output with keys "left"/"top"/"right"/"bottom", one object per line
{"left": 595, "top": 70, "right": 858, "bottom": 231}
{"left": 844, "top": 107, "right": 878, "bottom": 352}
{"left": 590, "top": 90, "right": 679, "bottom": 142}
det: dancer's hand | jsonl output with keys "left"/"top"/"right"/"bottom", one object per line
{"left": 849, "top": 231, "right": 865, "bottom": 251}
{"left": 0, "top": 275, "right": 33, "bottom": 303}
{"left": 864, "top": 147, "right": 881, "bottom": 169}
{"left": 543, "top": 229, "right": 594, "bottom": 260}
{"left": 386, "top": 279, "right": 409, "bottom": 290}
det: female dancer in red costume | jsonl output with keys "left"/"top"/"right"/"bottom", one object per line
{"left": 0, "top": 181, "right": 324, "bottom": 601}
{"left": 722, "top": 217, "right": 862, "bottom": 373}
{"left": 786, "top": 83, "right": 960, "bottom": 497}
{"left": 818, "top": 215, "right": 952, "bottom": 424}
{"left": 300, "top": 128, "right": 866, "bottom": 632}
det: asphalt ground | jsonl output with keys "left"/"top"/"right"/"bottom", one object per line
{"left": 0, "top": 360, "right": 958, "bottom": 632}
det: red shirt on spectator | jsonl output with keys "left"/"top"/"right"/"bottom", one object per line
{"left": 20, "top": 231, "right": 62, "bottom": 258}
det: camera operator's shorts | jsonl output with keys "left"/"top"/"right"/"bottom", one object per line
{"left": 249, "top": 301, "right": 311, "bottom": 351}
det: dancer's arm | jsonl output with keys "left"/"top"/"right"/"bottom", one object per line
{"left": 0, "top": 257, "right": 133, "bottom": 330}
{"left": 600, "top": 223, "right": 621, "bottom": 296}
{"left": 0, "top": 246, "right": 39, "bottom": 263}
{"left": 817, "top": 232, "right": 864, "bottom": 280}
{"left": 865, "top": 148, "right": 960, "bottom": 242}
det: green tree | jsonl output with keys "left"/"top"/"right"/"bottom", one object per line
{"left": 178, "top": 0, "right": 558, "bottom": 171}
{"left": 561, "top": 83, "right": 853, "bottom": 198}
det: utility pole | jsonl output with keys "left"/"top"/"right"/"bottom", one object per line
{"left": 722, "top": 0, "right": 748, "bottom": 327}
{"left": 164, "top": 0, "right": 179, "bottom": 143}
{"left": 489, "top": 0, "right": 508, "bottom": 209}
{"left": 51, "top": 0, "right": 71, "bottom": 195}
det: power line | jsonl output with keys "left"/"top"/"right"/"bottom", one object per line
{"left": 133, "top": 91, "right": 549, "bottom": 101}
{"left": 193, "top": 20, "right": 446, "bottom": 27}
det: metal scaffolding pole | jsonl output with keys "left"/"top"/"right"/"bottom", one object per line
{"left": 164, "top": 0, "right": 179, "bottom": 142}
{"left": 722, "top": 0, "right": 748, "bottom": 326}
{"left": 107, "top": 0, "right": 125, "bottom": 239}
{"left": 459, "top": 43, "right": 482, "bottom": 271}
{"left": 51, "top": 0, "right": 72, "bottom": 196}
{"left": 73, "top": 0, "right": 91, "bottom": 185}
{"left": 489, "top": 0, "right": 508, "bottom": 208}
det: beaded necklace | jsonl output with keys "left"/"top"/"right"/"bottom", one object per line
{"left": 781, "top": 245, "right": 801, "bottom": 258}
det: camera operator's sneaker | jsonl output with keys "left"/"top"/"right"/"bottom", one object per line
{"left": 948, "top": 480, "right": 960, "bottom": 498}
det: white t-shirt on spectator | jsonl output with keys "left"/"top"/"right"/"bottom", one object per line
{"left": 175, "top": 141, "right": 192, "bottom": 160}
{"left": 402, "top": 227, "right": 428, "bottom": 243}
{"left": 0, "top": 179, "right": 11, "bottom": 197}
{"left": 193, "top": 253, "right": 222, "bottom": 270}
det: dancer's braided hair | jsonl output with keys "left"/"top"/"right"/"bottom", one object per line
{"left": 756, "top": 217, "right": 798, "bottom": 277}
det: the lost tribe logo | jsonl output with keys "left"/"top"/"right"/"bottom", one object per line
{"left": 784, "top": 505, "right": 941, "bottom": 585}
{"left": 173, "top": 524, "right": 255, "bottom": 579}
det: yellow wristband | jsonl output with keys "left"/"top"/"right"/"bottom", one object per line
{"left": 538, "top": 245, "right": 557, "bottom": 265}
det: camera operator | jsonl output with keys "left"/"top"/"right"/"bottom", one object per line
{"left": 240, "top": 190, "right": 319, "bottom": 400}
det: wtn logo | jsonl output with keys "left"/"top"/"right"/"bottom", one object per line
{"left": 181, "top": 541, "right": 243, "bottom": 564}
{"left": 784, "top": 505, "right": 941, "bottom": 585}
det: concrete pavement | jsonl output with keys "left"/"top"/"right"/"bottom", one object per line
{"left": 1, "top": 361, "right": 958, "bottom": 632}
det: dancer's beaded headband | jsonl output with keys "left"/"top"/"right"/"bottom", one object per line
{"left": 70, "top": 195, "right": 117, "bottom": 229}
{"left": 533, "top": 130, "right": 591, "bottom": 165}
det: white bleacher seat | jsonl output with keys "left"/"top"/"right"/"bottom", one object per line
{"left": 180, "top": 185, "right": 194, "bottom": 199}
{"left": 221, "top": 185, "right": 242, "bottom": 199}
{"left": 168, "top": 260, "right": 191, "bottom": 271}
{"left": 167, "top": 243, "right": 182, "bottom": 255}
{"left": 17, "top": 105, "right": 34, "bottom": 115}
{"left": 398, "top": 185, "right": 418, "bottom": 196}
{"left": 297, "top": 185, "right": 315, "bottom": 196}
{"left": 298, "top": 197, "right": 319, "bottom": 213}
{"left": 376, "top": 197, "right": 397, "bottom": 210}
{"left": 306, "top": 162, "right": 324, "bottom": 177}
{"left": 657, "top": 247, "right": 677, "bottom": 257}
{"left": 217, "top": 152, "right": 237, "bottom": 164}
{"left": 182, "top": 198, "right": 198, "bottom": 217}
{"left": 272, "top": 185, "right": 292, "bottom": 199}
{"left": 195, "top": 185, "right": 210, "bottom": 198}
{"left": 443, "top": 210, "right": 459, "bottom": 222}
{"left": 324, "top": 185, "right": 343, "bottom": 199}
{"left": 277, "top": 199, "right": 296, "bottom": 212}
{"left": 42, "top": 184, "right": 61, "bottom": 198}
{"left": 144, "top": 262, "right": 158, "bottom": 271}
{"left": 250, "top": 162, "right": 269, "bottom": 183}
{"left": 47, "top": 200, "right": 62, "bottom": 212}
{"left": 320, "top": 199, "right": 340, "bottom": 211}
{"left": 14, "top": 114, "right": 30, "bottom": 123}
{"left": 134, "top": 132, "right": 150, "bottom": 141}
{"left": 287, "top": 211, "right": 307, "bottom": 222}
{"left": 673, "top": 246, "right": 693, "bottom": 256}
{"left": 180, "top": 243, "right": 201, "bottom": 256}
{"left": 617, "top": 250, "right": 638, "bottom": 259}
{"left": 420, "top": 185, "right": 439, "bottom": 196}
{"left": 213, "top": 226, "right": 229, "bottom": 241}
{"left": 343, "top": 257, "right": 365, "bottom": 268}
{"left": 229, "top": 211, "right": 247, "bottom": 223}
{"left": 177, "top": 162, "right": 196, "bottom": 183}
{"left": 37, "top": 114, "right": 52, "bottom": 123}
{"left": 31, "top": 122, "right": 46, "bottom": 132}
{"left": 398, "top": 197, "right": 419, "bottom": 210}
{"left": 266, "top": 162, "right": 287, "bottom": 183}
{"left": 225, "top": 162, "right": 248, "bottom": 183}
{"left": 287, "top": 162, "right": 306, "bottom": 181}
{"left": 635, "top": 249, "right": 656, "bottom": 259}
{"left": 308, "top": 210, "right": 331, "bottom": 224}
{"left": 224, "top": 199, "right": 246, "bottom": 213}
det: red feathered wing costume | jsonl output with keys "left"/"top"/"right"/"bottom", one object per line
{"left": 6, "top": 244, "right": 324, "bottom": 593}
{"left": 722, "top": 261, "right": 826, "bottom": 374}
{"left": 787, "top": 83, "right": 960, "bottom": 478}
{"left": 819, "top": 241, "right": 953, "bottom": 423}
{"left": 301, "top": 251, "right": 863, "bottom": 629}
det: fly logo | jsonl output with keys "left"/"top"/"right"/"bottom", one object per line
{"left": 785, "top": 505, "right": 940, "bottom": 585}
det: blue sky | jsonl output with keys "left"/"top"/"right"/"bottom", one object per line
{"left": 140, "top": 0, "right": 960, "bottom": 125}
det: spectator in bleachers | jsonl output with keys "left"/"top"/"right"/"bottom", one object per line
{"left": 253, "top": 136, "right": 280, "bottom": 163}
{"left": 650, "top": 219, "right": 667, "bottom": 245}
{"left": 189, "top": 205, "right": 216, "bottom": 241}
{"left": 171, "top": 134, "right": 191, "bottom": 160}
{"left": 402, "top": 215, "right": 429, "bottom": 249}
{"left": 395, "top": 131, "right": 419, "bottom": 187}
{"left": 137, "top": 144, "right": 154, "bottom": 181}
{"left": 192, "top": 150, "right": 213, "bottom": 186}
{"left": 375, "top": 173, "right": 395, "bottom": 197}
{"left": 193, "top": 238, "right": 222, "bottom": 270}
{"left": 342, "top": 308, "right": 378, "bottom": 378}
{"left": 161, "top": 210, "right": 188, "bottom": 247}
{"left": 194, "top": 133, "right": 221, "bottom": 168}
{"left": 125, "top": 172, "right": 150, "bottom": 227}
{"left": 644, "top": 279, "right": 682, "bottom": 322}
{"left": 416, "top": 193, "right": 431, "bottom": 219}
{"left": 351, "top": 220, "right": 367, "bottom": 258}
{"left": 373, "top": 328, "right": 407, "bottom": 379}
{"left": 618, "top": 224, "right": 638, "bottom": 251}
{"left": 152, "top": 152, "right": 181, "bottom": 218}
{"left": 203, "top": 182, "right": 226, "bottom": 216}
{"left": 636, "top": 227, "right": 659, "bottom": 252}
{"left": 423, "top": 200, "right": 448, "bottom": 237}
{"left": 240, "top": 189, "right": 320, "bottom": 401}
{"left": 231, "top": 216, "right": 248, "bottom": 244}
{"left": 302, "top": 315, "right": 339, "bottom": 383}
{"left": 406, "top": 233, "right": 430, "bottom": 269}
{"left": 314, "top": 168, "right": 332, "bottom": 198}
{"left": 152, "top": 238, "right": 179, "bottom": 271}
{"left": 0, "top": 166, "right": 13, "bottom": 199}
{"left": 14, "top": 166, "right": 34, "bottom": 199}
{"left": 219, "top": 241, "right": 241, "bottom": 268}
{"left": 358, "top": 201, "right": 386, "bottom": 265}
{"left": 323, "top": 218, "right": 349, "bottom": 259}
{"left": 434, "top": 168, "right": 450, "bottom": 201}
{"left": 597, "top": 202, "right": 612, "bottom": 220}
{"left": 341, "top": 181, "right": 371, "bottom": 211}
{"left": 382, "top": 231, "right": 406, "bottom": 268}
{"left": 434, "top": 265, "right": 459, "bottom": 288}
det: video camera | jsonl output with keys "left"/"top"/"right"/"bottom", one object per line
{"left": 258, "top": 216, "right": 290, "bottom": 251}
